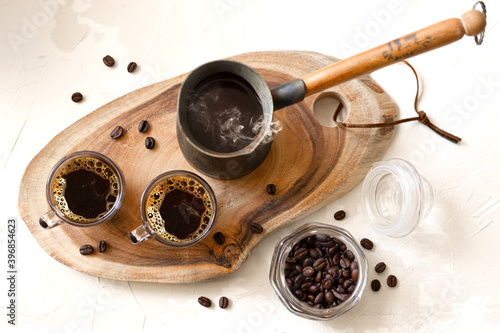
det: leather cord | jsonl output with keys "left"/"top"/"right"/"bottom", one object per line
{"left": 332, "top": 61, "right": 462, "bottom": 144}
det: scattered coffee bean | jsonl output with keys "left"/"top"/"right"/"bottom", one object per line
{"left": 79, "top": 245, "right": 93, "bottom": 255}
{"left": 138, "top": 120, "right": 149, "bottom": 133}
{"left": 39, "top": 218, "right": 48, "bottom": 228}
{"left": 285, "top": 234, "right": 358, "bottom": 308}
{"left": 250, "top": 222, "right": 263, "bottom": 234}
{"left": 387, "top": 275, "right": 398, "bottom": 287}
{"left": 334, "top": 210, "right": 346, "bottom": 220}
{"left": 219, "top": 296, "right": 229, "bottom": 309}
{"left": 360, "top": 238, "right": 374, "bottom": 250}
{"left": 371, "top": 279, "right": 381, "bottom": 292}
{"left": 198, "top": 296, "right": 211, "bottom": 308}
{"left": 97, "top": 240, "right": 107, "bottom": 253}
{"left": 71, "top": 92, "right": 83, "bottom": 103}
{"left": 213, "top": 232, "right": 225, "bottom": 245}
{"left": 103, "top": 55, "right": 115, "bottom": 67}
{"left": 127, "top": 61, "right": 137, "bottom": 73}
{"left": 375, "top": 262, "right": 386, "bottom": 273}
{"left": 110, "top": 126, "right": 124, "bottom": 139}
{"left": 266, "top": 183, "right": 277, "bottom": 195}
{"left": 145, "top": 137, "right": 155, "bottom": 149}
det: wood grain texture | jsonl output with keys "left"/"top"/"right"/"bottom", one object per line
{"left": 18, "top": 51, "right": 397, "bottom": 283}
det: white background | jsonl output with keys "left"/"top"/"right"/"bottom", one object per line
{"left": 1, "top": 0, "right": 500, "bottom": 332}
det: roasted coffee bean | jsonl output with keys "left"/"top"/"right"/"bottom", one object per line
{"left": 314, "top": 270, "right": 322, "bottom": 283}
{"left": 308, "top": 285, "right": 319, "bottom": 295}
{"left": 344, "top": 250, "right": 355, "bottom": 261}
{"left": 332, "top": 253, "right": 341, "bottom": 265}
{"left": 313, "top": 258, "right": 326, "bottom": 271}
{"left": 340, "top": 258, "right": 350, "bottom": 269}
{"left": 314, "top": 292, "right": 324, "bottom": 304}
{"left": 110, "top": 126, "right": 124, "bottom": 139}
{"left": 371, "top": 279, "right": 381, "bottom": 292}
{"left": 350, "top": 261, "right": 359, "bottom": 271}
{"left": 333, "top": 238, "right": 344, "bottom": 246}
{"left": 250, "top": 222, "right": 263, "bottom": 234}
{"left": 71, "top": 92, "right": 83, "bottom": 103}
{"left": 360, "top": 238, "right": 374, "bottom": 250}
{"left": 198, "top": 296, "right": 211, "bottom": 307}
{"left": 342, "top": 269, "right": 351, "bottom": 279}
{"left": 351, "top": 269, "right": 359, "bottom": 282}
{"left": 375, "top": 262, "right": 386, "bottom": 273}
{"left": 138, "top": 120, "right": 149, "bottom": 133}
{"left": 302, "top": 266, "right": 315, "bottom": 277}
{"left": 334, "top": 210, "right": 346, "bottom": 220}
{"left": 301, "top": 282, "right": 313, "bottom": 291}
{"left": 213, "top": 232, "right": 225, "bottom": 245}
{"left": 293, "top": 274, "right": 305, "bottom": 286}
{"left": 294, "top": 247, "right": 307, "bottom": 260}
{"left": 302, "top": 257, "right": 314, "bottom": 267}
{"left": 325, "top": 290, "right": 334, "bottom": 303}
{"left": 294, "top": 264, "right": 302, "bottom": 273}
{"left": 97, "top": 240, "right": 107, "bottom": 253}
{"left": 347, "top": 284, "right": 356, "bottom": 294}
{"left": 343, "top": 279, "right": 353, "bottom": 289}
{"left": 308, "top": 248, "right": 319, "bottom": 259}
{"left": 322, "top": 279, "right": 333, "bottom": 290}
{"left": 266, "top": 183, "right": 277, "bottom": 195}
{"left": 315, "top": 234, "right": 330, "bottom": 242}
{"left": 387, "top": 275, "right": 398, "bottom": 287}
{"left": 145, "top": 137, "right": 155, "bottom": 149}
{"left": 333, "top": 290, "right": 349, "bottom": 302}
{"left": 103, "top": 55, "right": 115, "bottom": 67}
{"left": 79, "top": 244, "right": 93, "bottom": 255}
{"left": 219, "top": 296, "right": 229, "bottom": 309}
{"left": 294, "top": 289, "right": 304, "bottom": 298}
{"left": 127, "top": 61, "right": 137, "bottom": 73}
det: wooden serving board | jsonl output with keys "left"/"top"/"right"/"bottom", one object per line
{"left": 18, "top": 51, "right": 397, "bottom": 283}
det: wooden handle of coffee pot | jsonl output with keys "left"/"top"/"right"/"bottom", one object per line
{"left": 302, "top": 9, "right": 486, "bottom": 96}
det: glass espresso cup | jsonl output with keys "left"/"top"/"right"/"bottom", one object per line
{"left": 129, "top": 170, "right": 217, "bottom": 247}
{"left": 39, "top": 151, "right": 125, "bottom": 229}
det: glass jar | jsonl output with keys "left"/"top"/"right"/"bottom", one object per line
{"left": 269, "top": 222, "right": 368, "bottom": 321}
{"left": 361, "top": 158, "right": 434, "bottom": 237}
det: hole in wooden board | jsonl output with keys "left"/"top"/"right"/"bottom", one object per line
{"left": 313, "top": 94, "right": 348, "bottom": 128}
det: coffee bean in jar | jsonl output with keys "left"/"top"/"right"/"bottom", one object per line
{"left": 270, "top": 223, "right": 368, "bottom": 320}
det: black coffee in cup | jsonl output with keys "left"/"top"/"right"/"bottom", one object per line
{"left": 145, "top": 175, "right": 214, "bottom": 242}
{"left": 51, "top": 157, "right": 120, "bottom": 222}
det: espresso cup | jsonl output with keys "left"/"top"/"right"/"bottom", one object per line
{"left": 39, "top": 151, "right": 125, "bottom": 229}
{"left": 129, "top": 170, "right": 217, "bottom": 246}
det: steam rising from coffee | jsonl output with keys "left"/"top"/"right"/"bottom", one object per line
{"left": 186, "top": 75, "right": 282, "bottom": 153}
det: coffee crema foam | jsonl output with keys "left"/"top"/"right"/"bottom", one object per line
{"left": 146, "top": 176, "right": 213, "bottom": 243}
{"left": 52, "top": 157, "right": 119, "bottom": 222}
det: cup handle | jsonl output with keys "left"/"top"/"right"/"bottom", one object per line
{"left": 39, "top": 210, "right": 62, "bottom": 229}
{"left": 129, "top": 225, "right": 152, "bottom": 244}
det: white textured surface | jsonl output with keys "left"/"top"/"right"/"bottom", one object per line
{"left": 1, "top": 0, "right": 500, "bottom": 332}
